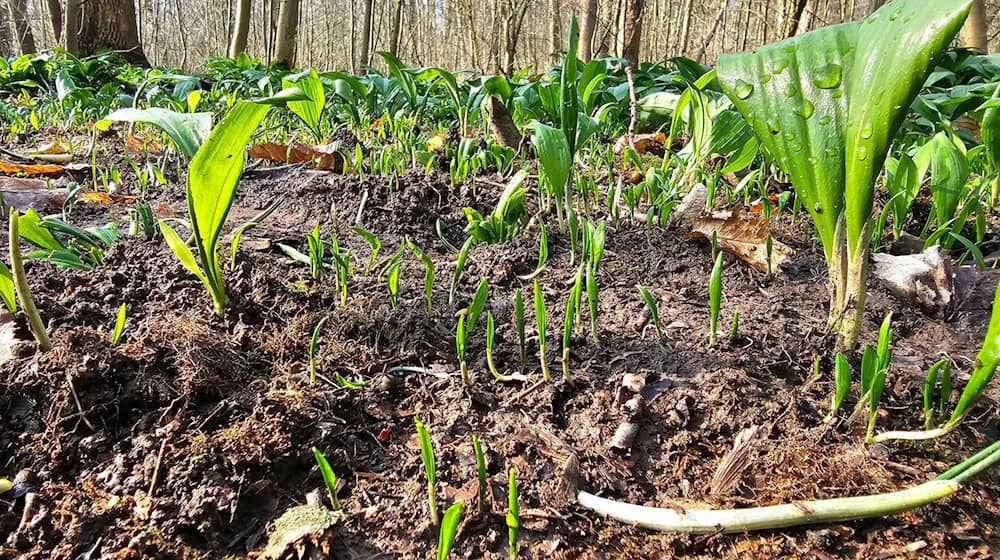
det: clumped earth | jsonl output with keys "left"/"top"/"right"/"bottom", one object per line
{"left": 0, "top": 153, "right": 997, "bottom": 559}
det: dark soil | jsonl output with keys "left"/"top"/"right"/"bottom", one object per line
{"left": 0, "top": 159, "right": 997, "bottom": 559}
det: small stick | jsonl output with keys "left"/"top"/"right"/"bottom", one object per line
{"left": 513, "top": 378, "right": 547, "bottom": 403}
{"left": 148, "top": 438, "right": 169, "bottom": 497}
{"left": 624, "top": 65, "right": 638, "bottom": 153}
{"left": 354, "top": 189, "right": 369, "bottom": 226}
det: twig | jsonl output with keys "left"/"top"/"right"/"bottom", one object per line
{"left": 513, "top": 378, "right": 547, "bottom": 402}
{"left": 624, "top": 64, "right": 638, "bottom": 153}
{"left": 148, "top": 438, "right": 169, "bottom": 497}
{"left": 66, "top": 374, "right": 97, "bottom": 432}
{"left": 354, "top": 189, "right": 369, "bottom": 226}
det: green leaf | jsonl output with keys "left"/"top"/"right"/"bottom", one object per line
{"left": 875, "top": 312, "right": 893, "bottom": 372}
{"left": 283, "top": 69, "right": 326, "bottom": 140}
{"left": 17, "top": 209, "right": 63, "bottom": 251}
{"left": 860, "top": 345, "right": 878, "bottom": 395}
{"left": 949, "top": 280, "right": 1000, "bottom": 423}
{"left": 981, "top": 83, "right": 1000, "bottom": 172}
{"left": 110, "top": 303, "right": 126, "bottom": 345}
{"left": 0, "top": 261, "right": 14, "bottom": 312}
{"left": 98, "top": 108, "right": 212, "bottom": 158}
{"left": 531, "top": 121, "right": 571, "bottom": 201}
{"left": 923, "top": 358, "right": 950, "bottom": 425}
{"left": 915, "top": 132, "right": 969, "bottom": 229}
{"left": 312, "top": 447, "right": 342, "bottom": 510}
{"left": 832, "top": 352, "right": 851, "bottom": 415}
{"left": 885, "top": 155, "right": 920, "bottom": 237}
{"left": 353, "top": 226, "right": 382, "bottom": 275}
{"left": 415, "top": 418, "right": 436, "bottom": 485}
{"left": 560, "top": 15, "right": 580, "bottom": 155}
{"left": 718, "top": 0, "right": 973, "bottom": 259}
{"left": 466, "top": 278, "right": 489, "bottom": 334}
{"left": 437, "top": 501, "right": 464, "bottom": 560}
{"left": 158, "top": 221, "right": 205, "bottom": 281}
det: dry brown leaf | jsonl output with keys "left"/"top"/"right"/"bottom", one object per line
{"left": 685, "top": 207, "right": 793, "bottom": 273}
{"left": 124, "top": 134, "right": 164, "bottom": 154}
{"left": 614, "top": 132, "right": 667, "bottom": 155}
{"left": 77, "top": 192, "right": 138, "bottom": 205}
{"left": 248, "top": 142, "right": 345, "bottom": 171}
{"left": 0, "top": 159, "right": 65, "bottom": 176}
{"left": 426, "top": 133, "right": 445, "bottom": 152}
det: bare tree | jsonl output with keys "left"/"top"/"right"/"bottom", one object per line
{"left": 620, "top": 0, "right": 643, "bottom": 67}
{"left": 389, "top": 0, "right": 403, "bottom": 56}
{"left": 677, "top": 0, "right": 694, "bottom": 54}
{"left": 8, "top": 0, "right": 36, "bottom": 54}
{"left": 549, "top": 0, "right": 561, "bottom": 55}
{"left": 579, "top": 0, "right": 597, "bottom": 60}
{"left": 78, "top": 0, "right": 148, "bottom": 64}
{"left": 962, "top": 0, "right": 988, "bottom": 52}
{"left": 45, "top": 0, "right": 62, "bottom": 42}
{"left": 358, "top": 0, "right": 373, "bottom": 69}
{"left": 229, "top": 0, "right": 251, "bottom": 57}
{"left": 64, "top": 0, "right": 80, "bottom": 54}
{"left": 273, "top": 0, "right": 299, "bottom": 65}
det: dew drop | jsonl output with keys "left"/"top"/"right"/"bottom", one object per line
{"left": 761, "top": 74, "right": 772, "bottom": 84}
{"left": 793, "top": 99, "right": 815, "bottom": 119}
{"left": 783, "top": 131, "right": 795, "bottom": 141}
{"left": 857, "top": 146, "right": 869, "bottom": 161}
{"left": 806, "top": 156, "right": 817, "bottom": 165}
{"left": 832, "top": 90, "right": 843, "bottom": 99}
{"left": 767, "top": 118, "right": 780, "bottom": 133}
{"left": 861, "top": 121, "right": 874, "bottom": 139}
{"left": 790, "top": 143, "right": 804, "bottom": 152}
{"left": 773, "top": 58, "right": 790, "bottom": 74}
{"left": 734, "top": 79, "right": 754, "bottom": 99}
{"left": 818, "top": 115, "right": 832, "bottom": 125}
{"left": 825, "top": 147, "right": 839, "bottom": 157}
{"left": 812, "top": 64, "right": 842, "bottom": 89}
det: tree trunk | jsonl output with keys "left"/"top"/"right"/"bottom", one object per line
{"left": 63, "top": 0, "right": 79, "bottom": 54}
{"left": 8, "top": 0, "right": 36, "bottom": 54}
{"left": 45, "top": 0, "right": 61, "bottom": 43}
{"left": 961, "top": 0, "right": 987, "bottom": 53}
{"left": 228, "top": 0, "right": 251, "bottom": 58}
{"left": 358, "top": 0, "right": 372, "bottom": 70}
{"left": 273, "top": 0, "right": 299, "bottom": 66}
{"left": 677, "top": 0, "right": 693, "bottom": 55}
{"left": 578, "top": 0, "right": 596, "bottom": 61}
{"left": 389, "top": 0, "right": 403, "bottom": 56}
{"left": 549, "top": 0, "right": 560, "bottom": 55}
{"left": 0, "top": 4, "right": 12, "bottom": 57}
{"left": 620, "top": 0, "right": 643, "bottom": 68}
{"left": 782, "top": 0, "right": 808, "bottom": 39}
{"left": 79, "top": 0, "right": 148, "bottom": 65}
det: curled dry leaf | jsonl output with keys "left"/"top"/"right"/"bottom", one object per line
{"left": 0, "top": 159, "right": 66, "bottom": 176}
{"left": 685, "top": 208, "right": 793, "bottom": 273}
{"left": 77, "top": 192, "right": 139, "bottom": 205}
{"left": 249, "top": 142, "right": 346, "bottom": 171}
{"left": 613, "top": 132, "right": 666, "bottom": 155}
{"left": 124, "top": 134, "right": 164, "bottom": 154}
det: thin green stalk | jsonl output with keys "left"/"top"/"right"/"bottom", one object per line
{"left": 473, "top": 435, "right": 487, "bottom": 515}
{"left": 9, "top": 209, "right": 51, "bottom": 352}
{"left": 534, "top": 279, "right": 550, "bottom": 382}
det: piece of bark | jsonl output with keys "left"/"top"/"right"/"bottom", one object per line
{"left": 487, "top": 96, "right": 522, "bottom": 149}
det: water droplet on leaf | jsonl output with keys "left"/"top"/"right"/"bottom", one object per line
{"left": 793, "top": 99, "right": 815, "bottom": 119}
{"left": 734, "top": 79, "right": 754, "bottom": 99}
{"left": 813, "top": 64, "right": 842, "bottom": 89}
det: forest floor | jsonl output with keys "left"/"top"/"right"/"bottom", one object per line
{"left": 0, "top": 138, "right": 997, "bottom": 559}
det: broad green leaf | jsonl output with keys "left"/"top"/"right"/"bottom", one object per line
{"left": 718, "top": 0, "right": 973, "bottom": 260}
{"left": 98, "top": 108, "right": 212, "bottom": 158}
{"left": 885, "top": 155, "right": 920, "bottom": 237}
{"left": 832, "top": 352, "right": 851, "bottom": 414}
{"left": 916, "top": 132, "right": 969, "bottom": 228}
{"left": 377, "top": 51, "right": 418, "bottom": 109}
{"left": 437, "top": 501, "right": 464, "bottom": 560}
{"left": 187, "top": 101, "right": 270, "bottom": 291}
{"left": 982, "top": 83, "right": 1000, "bottom": 173}
{"left": 283, "top": 69, "right": 326, "bottom": 140}
{"left": 312, "top": 447, "right": 341, "bottom": 510}
{"left": 17, "top": 209, "right": 63, "bottom": 251}
{"left": 531, "top": 121, "right": 571, "bottom": 199}
{"left": 560, "top": 15, "right": 580, "bottom": 154}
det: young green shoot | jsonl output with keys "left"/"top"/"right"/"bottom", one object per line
{"left": 436, "top": 501, "right": 464, "bottom": 560}
{"left": 472, "top": 435, "right": 487, "bottom": 515}
{"left": 9, "top": 209, "right": 51, "bottom": 351}
{"left": 636, "top": 284, "right": 664, "bottom": 343}
{"left": 415, "top": 417, "right": 439, "bottom": 525}
{"left": 729, "top": 312, "right": 739, "bottom": 344}
{"left": 486, "top": 312, "right": 526, "bottom": 382}
{"left": 534, "top": 279, "right": 551, "bottom": 381}
{"left": 385, "top": 253, "right": 403, "bottom": 309}
{"left": 562, "top": 266, "right": 584, "bottom": 388}
{"left": 466, "top": 278, "right": 489, "bottom": 334}
{"left": 584, "top": 220, "right": 606, "bottom": 343}
{"left": 449, "top": 237, "right": 474, "bottom": 306}
{"left": 309, "top": 315, "right": 329, "bottom": 388}
{"left": 110, "top": 303, "right": 126, "bottom": 345}
{"left": 709, "top": 252, "right": 723, "bottom": 346}
{"left": 312, "top": 447, "right": 342, "bottom": 511}
{"left": 824, "top": 353, "right": 851, "bottom": 424}
{"left": 506, "top": 467, "right": 520, "bottom": 560}
{"left": 307, "top": 224, "right": 325, "bottom": 280}
{"left": 514, "top": 288, "right": 527, "bottom": 369}
{"left": 923, "top": 358, "right": 952, "bottom": 430}
{"left": 456, "top": 314, "right": 470, "bottom": 387}
{"left": 353, "top": 226, "right": 381, "bottom": 276}
{"left": 517, "top": 218, "right": 548, "bottom": 281}
{"left": 407, "top": 240, "right": 435, "bottom": 313}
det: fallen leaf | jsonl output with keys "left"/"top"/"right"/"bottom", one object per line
{"left": 749, "top": 194, "right": 780, "bottom": 215}
{"left": 248, "top": 142, "right": 345, "bottom": 171}
{"left": 124, "top": 134, "right": 164, "bottom": 154}
{"left": 685, "top": 207, "right": 793, "bottom": 273}
{"left": 77, "top": 192, "right": 138, "bottom": 205}
{"left": 426, "top": 133, "right": 446, "bottom": 152}
{"left": 614, "top": 132, "right": 667, "bottom": 155}
{"left": 0, "top": 159, "right": 65, "bottom": 176}
{"left": 35, "top": 141, "right": 70, "bottom": 154}
{"left": 0, "top": 176, "right": 66, "bottom": 210}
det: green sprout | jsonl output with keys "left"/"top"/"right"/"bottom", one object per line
{"left": 307, "top": 224, "right": 325, "bottom": 280}
{"left": 584, "top": 221, "right": 606, "bottom": 343}
{"left": 472, "top": 435, "right": 487, "bottom": 515}
{"left": 309, "top": 315, "right": 329, "bottom": 388}
{"left": 507, "top": 467, "right": 520, "bottom": 560}
{"left": 729, "top": 311, "right": 739, "bottom": 344}
{"left": 923, "top": 358, "right": 952, "bottom": 430}
{"left": 9, "top": 209, "right": 51, "bottom": 351}
{"left": 562, "top": 266, "right": 584, "bottom": 388}
{"left": 407, "top": 240, "right": 435, "bottom": 313}
{"left": 534, "top": 279, "right": 551, "bottom": 382}
{"left": 352, "top": 226, "right": 381, "bottom": 276}
{"left": 718, "top": 0, "right": 972, "bottom": 350}
{"left": 415, "top": 417, "right": 439, "bottom": 525}
{"left": 110, "top": 303, "right": 126, "bottom": 345}
{"left": 636, "top": 284, "right": 663, "bottom": 342}
{"left": 709, "top": 252, "right": 723, "bottom": 346}
{"left": 312, "top": 447, "right": 342, "bottom": 511}
{"left": 456, "top": 314, "right": 470, "bottom": 387}
{"left": 823, "top": 353, "right": 851, "bottom": 424}
{"left": 329, "top": 234, "right": 351, "bottom": 306}
{"left": 486, "top": 312, "right": 525, "bottom": 382}
{"left": 383, "top": 245, "right": 404, "bottom": 309}
{"left": 466, "top": 278, "right": 489, "bottom": 334}
{"left": 517, "top": 218, "right": 548, "bottom": 281}
{"left": 449, "top": 237, "right": 474, "bottom": 306}
{"left": 436, "top": 501, "right": 464, "bottom": 560}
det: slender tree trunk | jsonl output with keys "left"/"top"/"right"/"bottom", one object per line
{"left": 228, "top": 0, "right": 251, "bottom": 58}
{"left": 678, "top": 0, "right": 693, "bottom": 54}
{"left": 621, "top": 0, "right": 643, "bottom": 68}
{"left": 579, "top": 0, "right": 596, "bottom": 61}
{"left": 961, "top": 0, "right": 987, "bottom": 52}
{"left": 63, "top": 0, "right": 80, "bottom": 54}
{"left": 0, "top": 5, "right": 12, "bottom": 56}
{"left": 273, "top": 0, "right": 299, "bottom": 66}
{"left": 693, "top": 0, "right": 726, "bottom": 62}
{"left": 358, "top": 0, "right": 372, "bottom": 69}
{"left": 8, "top": 0, "right": 36, "bottom": 54}
{"left": 549, "top": 0, "right": 561, "bottom": 55}
{"left": 79, "top": 0, "right": 148, "bottom": 65}
{"left": 389, "top": 0, "right": 403, "bottom": 56}
{"left": 45, "top": 0, "right": 61, "bottom": 43}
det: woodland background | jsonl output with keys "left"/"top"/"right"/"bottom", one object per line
{"left": 0, "top": 0, "right": 997, "bottom": 74}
